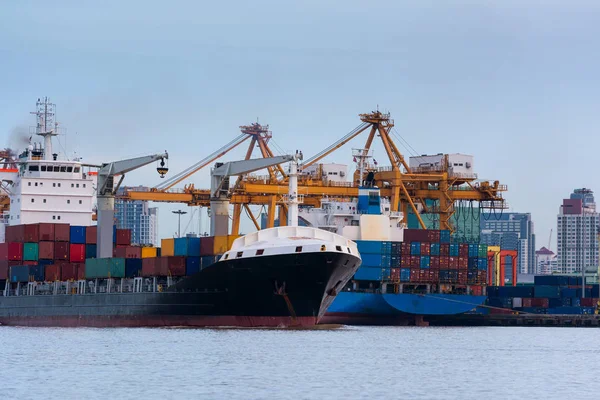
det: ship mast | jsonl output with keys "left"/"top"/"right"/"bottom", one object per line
{"left": 31, "top": 97, "right": 58, "bottom": 161}
{"left": 287, "top": 151, "right": 303, "bottom": 227}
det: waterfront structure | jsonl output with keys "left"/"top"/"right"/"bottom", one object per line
{"left": 115, "top": 187, "right": 158, "bottom": 246}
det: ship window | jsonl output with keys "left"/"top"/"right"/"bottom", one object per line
{"left": 347, "top": 248, "right": 352, "bottom": 254}
{"left": 256, "top": 249, "right": 264, "bottom": 256}
{"left": 67, "top": 167, "right": 73, "bottom": 172}
{"left": 57, "top": 216, "right": 61, "bottom": 220}
{"left": 43, "top": 199, "right": 46, "bottom": 203}
{"left": 35, "top": 182, "right": 38, "bottom": 187}
{"left": 60, "top": 166, "right": 66, "bottom": 172}
{"left": 53, "top": 166, "right": 60, "bottom": 172}
{"left": 83, "top": 184, "right": 86, "bottom": 188}
{"left": 31, "top": 199, "right": 34, "bottom": 203}
{"left": 52, "top": 216, "right": 56, "bottom": 220}
{"left": 58, "top": 183, "right": 61, "bottom": 187}
{"left": 71, "top": 184, "right": 74, "bottom": 188}
{"left": 223, "top": 253, "right": 229, "bottom": 260}
{"left": 28, "top": 182, "right": 31, "bottom": 186}
{"left": 79, "top": 200, "right": 82, "bottom": 204}
{"left": 41, "top": 166, "right": 46, "bottom": 171}
{"left": 53, "top": 183, "right": 56, "bottom": 187}
{"left": 67, "top": 200, "right": 70, "bottom": 204}
{"left": 29, "top": 165, "right": 39, "bottom": 171}
{"left": 76, "top": 184, "right": 79, "bottom": 188}
{"left": 40, "top": 182, "right": 43, "bottom": 186}
{"left": 336, "top": 246, "right": 342, "bottom": 252}
{"left": 236, "top": 251, "right": 243, "bottom": 258}
{"left": 74, "top": 167, "right": 80, "bottom": 173}
{"left": 295, "top": 246, "right": 302, "bottom": 253}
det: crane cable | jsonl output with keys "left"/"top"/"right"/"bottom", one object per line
{"left": 301, "top": 122, "right": 370, "bottom": 167}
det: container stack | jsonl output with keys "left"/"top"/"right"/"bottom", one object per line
{"left": 486, "top": 275, "right": 600, "bottom": 315}
{"left": 351, "top": 229, "right": 489, "bottom": 288}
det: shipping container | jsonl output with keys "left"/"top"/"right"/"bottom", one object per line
{"left": 23, "top": 224, "right": 40, "bottom": 242}
{"left": 201, "top": 255, "right": 218, "bottom": 269}
{"left": 361, "top": 253, "right": 390, "bottom": 268}
{"left": 8, "top": 242, "right": 23, "bottom": 261}
{"left": 0, "top": 260, "right": 8, "bottom": 280}
{"left": 403, "top": 229, "right": 430, "bottom": 243}
{"left": 70, "top": 244, "right": 86, "bottom": 263}
{"left": 477, "top": 258, "right": 487, "bottom": 270}
{"left": 531, "top": 298, "right": 550, "bottom": 308}
{"left": 174, "top": 237, "right": 201, "bottom": 257}
{"left": 186, "top": 257, "right": 201, "bottom": 276}
{"left": 468, "top": 244, "right": 478, "bottom": 258}
{"left": 45, "top": 264, "right": 61, "bottom": 281}
{"left": 54, "top": 224, "right": 70, "bottom": 242}
{"left": 37, "top": 223, "right": 55, "bottom": 241}
{"left": 85, "top": 258, "right": 125, "bottom": 279}
{"left": 390, "top": 255, "right": 401, "bottom": 268}
{"left": 459, "top": 244, "right": 469, "bottom": 258}
{"left": 85, "top": 225, "right": 97, "bottom": 244}
{"left": 430, "top": 243, "right": 440, "bottom": 256}
{"left": 400, "top": 268, "right": 411, "bottom": 282}
{"left": 161, "top": 238, "right": 175, "bottom": 256}
{"left": 23, "top": 261, "right": 37, "bottom": 266}
{"left": 125, "top": 259, "right": 143, "bottom": 278}
{"left": 410, "top": 242, "right": 421, "bottom": 256}
{"left": 401, "top": 242, "right": 411, "bottom": 255}
{"left": 568, "top": 276, "right": 583, "bottom": 285}
{"left": 142, "top": 258, "right": 161, "bottom": 277}
{"left": 354, "top": 267, "right": 382, "bottom": 281}
{"left": 449, "top": 244, "right": 459, "bottom": 257}
{"left": 141, "top": 247, "right": 158, "bottom": 258}
{"left": 213, "top": 236, "right": 229, "bottom": 255}
{"left": 86, "top": 244, "right": 97, "bottom": 259}
{"left": 390, "top": 268, "right": 400, "bottom": 281}
{"left": 534, "top": 275, "right": 570, "bottom": 286}
{"left": 534, "top": 285, "right": 561, "bottom": 299}
{"left": 430, "top": 256, "right": 440, "bottom": 269}
{"left": 581, "top": 297, "right": 598, "bottom": 307}
{"left": 420, "top": 256, "right": 430, "bottom": 269}
{"left": 420, "top": 242, "right": 431, "bottom": 256}
{"left": 29, "top": 265, "right": 44, "bottom": 282}
{"left": 116, "top": 229, "right": 132, "bottom": 246}
{"left": 427, "top": 230, "right": 440, "bottom": 243}
{"left": 69, "top": 226, "right": 86, "bottom": 244}
{"left": 6, "top": 225, "right": 26, "bottom": 243}
{"left": 10, "top": 265, "right": 29, "bottom": 283}
{"left": 38, "top": 241, "right": 54, "bottom": 260}
{"left": 478, "top": 244, "right": 488, "bottom": 259}
{"left": 227, "top": 235, "right": 240, "bottom": 251}
{"left": 0, "top": 243, "right": 7, "bottom": 261}
{"left": 54, "top": 242, "right": 69, "bottom": 261}
{"left": 23, "top": 243, "right": 39, "bottom": 261}
{"left": 161, "top": 256, "right": 186, "bottom": 276}
{"left": 440, "top": 230, "right": 451, "bottom": 243}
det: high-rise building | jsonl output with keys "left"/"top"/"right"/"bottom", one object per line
{"left": 115, "top": 187, "right": 159, "bottom": 246}
{"left": 480, "top": 213, "right": 536, "bottom": 274}
{"left": 535, "top": 247, "right": 558, "bottom": 275}
{"left": 556, "top": 188, "right": 599, "bottom": 273}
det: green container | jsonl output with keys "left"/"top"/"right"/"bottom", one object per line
{"left": 23, "top": 243, "right": 39, "bottom": 261}
{"left": 85, "top": 258, "right": 125, "bottom": 279}
{"left": 478, "top": 244, "right": 488, "bottom": 259}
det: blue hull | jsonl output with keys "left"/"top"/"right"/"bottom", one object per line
{"left": 322, "top": 292, "right": 487, "bottom": 325}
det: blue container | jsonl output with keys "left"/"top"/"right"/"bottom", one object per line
{"left": 468, "top": 258, "right": 478, "bottom": 269}
{"left": 488, "top": 297, "right": 513, "bottom": 308}
{"left": 549, "top": 298, "right": 569, "bottom": 308}
{"left": 430, "top": 243, "right": 440, "bottom": 256}
{"left": 568, "top": 276, "right": 583, "bottom": 285}
{"left": 468, "top": 244, "right": 478, "bottom": 257}
{"left": 70, "top": 226, "right": 86, "bottom": 244}
{"left": 362, "top": 253, "right": 390, "bottom": 268}
{"left": 440, "top": 230, "right": 451, "bottom": 244}
{"left": 38, "top": 259, "right": 53, "bottom": 267}
{"left": 400, "top": 268, "right": 411, "bottom": 282}
{"left": 10, "top": 266, "right": 29, "bottom": 283}
{"left": 410, "top": 242, "right": 421, "bottom": 256}
{"left": 449, "top": 244, "right": 459, "bottom": 257}
{"left": 518, "top": 307, "right": 546, "bottom": 314}
{"left": 201, "top": 256, "right": 217, "bottom": 269}
{"left": 477, "top": 258, "right": 488, "bottom": 271}
{"left": 125, "top": 258, "right": 142, "bottom": 278}
{"left": 498, "top": 286, "right": 534, "bottom": 298}
{"left": 420, "top": 256, "right": 430, "bottom": 269}
{"left": 381, "top": 268, "right": 391, "bottom": 280}
{"left": 592, "top": 285, "right": 600, "bottom": 298}
{"left": 174, "top": 237, "right": 201, "bottom": 257}
{"left": 29, "top": 265, "right": 45, "bottom": 282}
{"left": 390, "top": 255, "right": 401, "bottom": 268}
{"left": 86, "top": 244, "right": 97, "bottom": 259}
{"left": 547, "top": 307, "right": 583, "bottom": 315}
{"left": 534, "top": 285, "right": 561, "bottom": 299}
{"left": 113, "top": 225, "right": 117, "bottom": 244}
{"left": 355, "top": 240, "right": 391, "bottom": 255}
{"left": 560, "top": 288, "right": 577, "bottom": 298}
{"left": 186, "top": 257, "right": 201, "bottom": 276}
{"left": 575, "top": 288, "right": 592, "bottom": 298}
{"left": 534, "top": 275, "right": 569, "bottom": 286}
{"left": 487, "top": 286, "right": 500, "bottom": 297}
{"left": 571, "top": 297, "right": 581, "bottom": 307}
{"left": 354, "top": 267, "right": 383, "bottom": 281}
{"left": 582, "top": 307, "right": 595, "bottom": 315}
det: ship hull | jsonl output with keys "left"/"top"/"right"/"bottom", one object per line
{"left": 321, "top": 292, "right": 487, "bottom": 325}
{"left": 0, "top": 251, "right": 360, "bottom": 328}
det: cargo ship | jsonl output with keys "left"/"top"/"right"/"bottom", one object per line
{"left": 0, "top": 98, "right": 361, "bottom": 328}
{"left": 293, "top": 156, "right": 490, "bottom": 325}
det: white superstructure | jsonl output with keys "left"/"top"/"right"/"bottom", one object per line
{"left": 1, "top": 98, "right": 96, "bottom": 230}
{"left": 408, "top": 153, "right": 475, "bottom": 179}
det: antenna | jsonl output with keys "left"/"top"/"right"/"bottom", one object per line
{"left": 30, "top": 97, "right": 58, "bottom": 161}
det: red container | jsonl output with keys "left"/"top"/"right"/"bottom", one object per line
{"left": 115, "top": 246, "right": 127, "bottom": 258}
{"left": 477, "top": 271, "right": 487, "bottom": 284}
{"left": 163, "top": 256, "right": 186, "bottom": 276}
{"left": 8, "top": 260, "right": 21, "bottom": 267}
{"left": 39, "top": 223, "right": 55, "bottom": 241}
{"left": 401, "top": 256, "right": 410, "bottom": 268}
{"left": 471, "top": 285, "right": 483, "bottom": 296}
{"left": 23, "top": 261, "right": 37, "bottom": 266}
{"left": 426, "top": 230, "right": 440, "bottom": 243}
{"left": 410, "top": 268, "right": 420, "bottom": 282}
{"left": 439, "top": 256, "right": 449, "bottom": 268}
{"left": 457, "top": 272, "right": 468, "bottom": 285}
{"left": 6, "top": 225, "right": 26, "bottom": 243}
{"left": 390, "top": 268, "right": 400, "bottom": 281}
{"left": 429, "top": 270, "right": 439, "bottom": 282}
{"left": 8, "top": 242, "right": 23, "bottom": 261}
{"left": 420, "top": 243, "right": 431, "bottom": 256}
{"left": 0, "top": 243, "right": 8, "bottom": 261}
{"left": 401, "top": 243, "right": 411, "bottom": 255}
{"left": 459, "top": 244, "right": 469, "bottom": 257}
{"left": 38, "top": 241, "right": 55, "bottom": 260}
{"left": 116, "top": 229, "right": 131, "bottom": 246}
{"left": 448, "top": 257, "right": 458, "bottom": 269}
{"left": 54, "top": 242, "right": 69, "bottom": 261}
{"left": 0, "top": 260, "right": 8, "bottom": 280}
{"left": 142, "top": 258, "right": 161, "bottom": 277}
{"left": 70, "top": 244, "right": 86, "bottom": 263}
{"left": 54, "top": 224, "right": 70, "bottom": 242}
{"left": 200, "top": 237, "right": 215, "bottom": 256}
{"left": 24, "top": 224, "right": 40, "bottom": 242}
{"left": 125, "top": 246, "right": 142, "bottom": 259}
{"left": 458, "top": 257, "right": 468, "bottom": 269}
{"left": 85, "top": 225, "right": 97, "bottom": 244}
{"left": 409, "top": 256, "right": 419, "bottom": 267}
{"left": 59, "top": 263, "right": 76, "bottom": 280}
{"left": 45, "top": 264, "right": 61, "bottom": 281}
{"left": 430, "top": 256, "right": 440, "bottom": 269}
{"left": 440, "top": 244, "right": 450, "bottom": 256}
{"left": 404, "top": 229, "right": 430, "bottom": 243}
{"left": 581, "top": 297, "right": 598, "bottom": 307}
{"left": 531, "top": 298, "right": 549, "bottom": 308}
{"left": 522, "top": 298, "right": 533, "bottom": 307}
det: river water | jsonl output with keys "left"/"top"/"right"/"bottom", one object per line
{"left": 1, "top": 326, "right": 598, "bottom": 399}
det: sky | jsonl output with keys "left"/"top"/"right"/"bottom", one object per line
{"left": 2, "top": 0, "right": 600, "bottom": 249}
